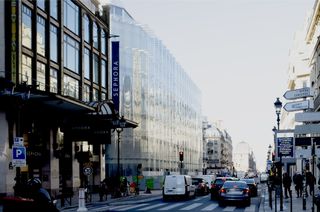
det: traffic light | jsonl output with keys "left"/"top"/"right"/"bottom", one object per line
{"left": 179, "top": 151, "right": 184, "bottom": 161}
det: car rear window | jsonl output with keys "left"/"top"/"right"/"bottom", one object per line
{"left": 214, "top": 179, "right": 224, "bottom": 185}
{"left": 240, "top": 179, "right": 255, "bottom": 184}
{"left": 223, "top": 181, "right": 248, "bottom": 189}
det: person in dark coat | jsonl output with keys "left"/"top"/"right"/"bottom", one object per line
{"left": 293, "top": 172, "right": 303, "bottom": 197}
{"left": 306, "top": 171, "right": 316, "bottom": 196}
{"left": 283, "top": 173, "right": 292, "bottom": 198}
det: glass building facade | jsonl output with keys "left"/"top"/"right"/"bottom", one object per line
{"left": 106, "top": 4, "right": 203, "bottom": 176}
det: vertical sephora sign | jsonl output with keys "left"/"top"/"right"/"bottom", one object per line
{"left": 112, "top": 41, "right": 120, "bottom": 113}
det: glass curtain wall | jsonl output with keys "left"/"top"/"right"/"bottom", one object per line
{"left": 108, "top": 5, "right": 202, "bottom": 176}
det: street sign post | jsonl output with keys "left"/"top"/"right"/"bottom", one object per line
{"left": 283, "top": 100, "right": 313, "bottom": 112}
{"left": 12, "top": 146, "right": 26, "bottom": 167}
{"left": 283, "top": 87, "right": 313, "bottom": 100}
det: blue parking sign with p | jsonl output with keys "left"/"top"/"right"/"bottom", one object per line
{"left": 13, "top": 147, "right": 26, "bottom": 160}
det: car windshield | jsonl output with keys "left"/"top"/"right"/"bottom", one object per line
{"left": 223, "top": 181, "right": 248, "bottom": 189}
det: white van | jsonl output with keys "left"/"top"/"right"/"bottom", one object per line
{"left": 163, "top": 175, "right": 196, "bottom": 200}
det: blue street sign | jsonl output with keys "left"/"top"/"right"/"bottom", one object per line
{"left": 13, "top": 147, "right": 26, "bottom": 160}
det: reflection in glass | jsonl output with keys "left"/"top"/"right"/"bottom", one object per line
{"left": 93, "top": 22, "right": 98, "bottom": 49}
{"left": 50, "top": 25, "right": 58, "bottom": 62}
{"left": 64, "top": 35, "right": 79, "bottom": 73}
{"left": 93, "top": 54, "right": 99, "bottom": 83}
{"left": 64, "top": 0, "right": 79, "bottom": 35}
{"left": 21, "top": 55, "right": 32, "bottom": 85}
{"left": 37, "top": 62, "right": 46, "bottom": 91}
{"left": 101, "top": 59, "right": 106, "bottom": 88}
{"left": 22, "top": 5, "right": 32, "bottom": 49}
{"left": 83, "top": 84, "right": 90, "bottom": 102}
{"left": 37, "top": 16, "right": 46, "bottom": 56}
{"left": 84, "top": 15, "right": 90, "bottom": 43}
{"left": 50, "top": 0, "right": 58, "bottom": 20}
{"left": 50, "top": 68, "right": 58, "bottom": 93}
{"left": 63, "top": 74, "right": 79, "bottom": 99}
{"left": 101, "top": 30, "right": 106, "bottom": 54}
{"left": 84, "top": 48, "right": 90, "bottom": 79}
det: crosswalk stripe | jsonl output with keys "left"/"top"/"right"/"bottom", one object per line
{"left": 158, "top": 203, "right": 185, "bottom": 210}
{"left": 137, "top": 203, "right": 168, "bottom": 211}
{"left": 107, "top": 205, "right": 132, "bottom": 211}
{"left": 244, "top": 205, "right": 256, "bottom": 212}
{"left": 179, "top": 203, "right": 202, "bottom": 210}
{"left": 116, "top": 203, "right": 149, "bottom": 211}
{"left": 223, "top": 206, "right": 236, "bottom": 211}
{"left": 201, "top": 203, "right": 219, "bottom": 211}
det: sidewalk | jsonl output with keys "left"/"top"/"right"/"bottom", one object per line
{"left": 259, "top": 186, "right": 319, "bottom": 212}
{"left": 59, "top": 189, "right": 163, "bottom": 211}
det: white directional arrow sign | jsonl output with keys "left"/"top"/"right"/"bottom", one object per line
{"left": 283, "top": 87, "right": 313, "bottom": 100}
{"left": 283, "top": 100, "right": 313, "bottom": 112}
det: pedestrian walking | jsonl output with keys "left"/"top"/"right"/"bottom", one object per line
{"left": 99, "top": 179, "right": 108, "bottom": 201}
{"left": 283, "top": 172, "right": 292, "bottom": 198}
{"left": 306, "top": 171, "right": 316, "bottom": 197}
{"left": 293, "top": 172, "right": 303, "bottom": 197}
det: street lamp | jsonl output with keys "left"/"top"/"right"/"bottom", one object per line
{"left": 274, "top": 97, "right": 283, "bottom": 211}
{"left": 113, "top": 116, "right": 126, "bottom": 196}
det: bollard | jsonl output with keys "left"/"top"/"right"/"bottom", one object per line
{"left": 77, "top": 188, "right": 88, "bottom": 212}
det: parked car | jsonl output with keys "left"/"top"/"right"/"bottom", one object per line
{"left": 218, "top": 181, "right": 251, "bottom": 207}
{"left": 163, "top": 175, "right": 196, "bottom": 200}
{"left": 240, "top": 178, "right": 258, "bottom": 197}
{"left": 211, "top": 177, "right": 239, "bottom": 200}
{"left": 192, "top": 177, "right": 209, "bottom": 195}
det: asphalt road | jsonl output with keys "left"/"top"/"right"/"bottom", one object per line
{"left": 68, "top": 193, "right": 262, "bottom": 212}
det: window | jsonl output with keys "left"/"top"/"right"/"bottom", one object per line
{"left": 37, "top": 62, "right": 46, "bottom": 91}
{"left": 93, "top": 22, "right": 98, "bottom": 49}
{"left": 37, "top": 16, "right": 46, "bottom": 56}
{"left": 93, "top": 54, "right": 99, "bottom": 83}
{"left": 101, "top": 92, "right": 106, "bottom": 100}
{"left": 63, "top": 74, "right": 79, "bottom": 99}
{"left": 37, "top": 0, "right": 45, "bottom": 11}
{"left": 101, "top": 59, "right": 106, "bottom": 88}
{"left": 101, "top": 30, "right": 106, "bottom": 54}
{"left": 84, "top": 15, "right": 90, "bottom": 43}
{"left": 50, "top": 25, "right": 58, "bottom": 62}
{"left": 64, "top": 35, "right": 79, "bottom": 73}
{"left": 64, "top": 0, "right": 79, "bottom": 35}
{"left": 84, "top": 48, "right": 90, "bottom": 79}
{"left": 93, "top": 88, "right": 99, "bottom": 101}
{"left": 21, "top": 55, "right": 32, "bottom": 85}
{"left": 83, "top": 84, "right": 90, "bottom": 102}
{"left": 50, "top": 68, "right": 58, "bottom": 93}
{"left": 50, "top": 0, "right": 58, "bottom": 20}
{"left": 22, "top": 5, "right": 32, "bottom": 49}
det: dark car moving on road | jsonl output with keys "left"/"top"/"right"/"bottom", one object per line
{"left": 218, "top": 181, "right": 251, "bottom": 207}
{"left": 240, "top": 178, "right": 258, "bottom": 197}
{"left": 192, "top": 177, "right": 209, "bottom": 195}
{"left": 211, "top": 177, "right": 238, "bottom": 200}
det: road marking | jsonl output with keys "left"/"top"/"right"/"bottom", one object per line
{"left": 193, "top": 195, "right": 209, "bottom": 201}
{"left": 223, "top": 206, "right": 236, "bottom": 211}
{"left": 94, "top": 205, "right": 129, "bottom": 211}
{"left": 137, "top": 203, "right": 168, "bottom": 211}
{"left": 158, "top": 203, "right": 185, "bottom": 210}
{"left": 244, "top": 205, "right": 256, "bottom": 212}
{"left": 201, "top": 203, "right": 219, "bottom": 211}
{"left": 179, "top": 203, "right": 202, "bottom": 210}
{"left": 116, "top": 203, "right": 149, "bottom": 211}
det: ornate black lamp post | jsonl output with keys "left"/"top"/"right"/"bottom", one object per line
{"left": 274, "top": 97, "right": 283, "bottom": 211}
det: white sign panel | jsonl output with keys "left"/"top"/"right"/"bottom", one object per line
{"left": 283, "top": 87, "right": 313, "bottom": 100}
{"left": 283, "top": 100, "right": 313, "bottom": 112}
{"left": 295, "top": 112, "right": 320, "bottom": 122}
{"left": 13, "top": 137, "right": 24, "bottom": 146}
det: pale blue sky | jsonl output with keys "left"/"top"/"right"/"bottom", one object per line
{"left": 107, "top": 0, "right": 314, "bottom": 171}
